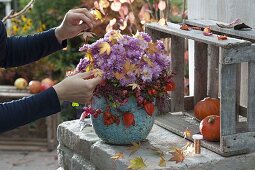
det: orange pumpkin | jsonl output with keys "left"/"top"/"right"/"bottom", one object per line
{"left": 194, "top": 97, "right": 220, "bottom": 120}
{"left": 199, "top": 115, "right": 220, "bottom": 142}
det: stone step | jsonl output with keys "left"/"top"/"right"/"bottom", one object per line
{"left": 57, "top": 120, "right": 255, "bottom": 170}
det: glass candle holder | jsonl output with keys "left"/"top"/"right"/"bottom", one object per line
{"left": 192, "top": 134, "right": 203, "bottom": 154}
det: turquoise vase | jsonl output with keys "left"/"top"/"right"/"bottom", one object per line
{"left": 91, "top": 96, "right": 156, "bottom": 145}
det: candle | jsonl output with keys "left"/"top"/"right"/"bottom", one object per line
{"left": 192, "top": 134, "right": 203, "bottom": 154}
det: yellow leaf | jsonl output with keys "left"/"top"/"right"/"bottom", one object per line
{"left": 182, "top": 142, "right": 194, "bottom": 156}
{"left": 124, "top": 60, "right": 136, "bottom": 74}
{"left": 114, "top": 72, "right": 124, "bottom": 80}
{"left": 92, "top": 69, "right": 104, "bottom": 77}
{"left": 159, "top": 155, "right": 166, "bottom": 167}
{"left": 127, "top": 142, "right": 141, "bottom": 156}
{"left": 99, "top": 42, "right": 111, "bottom": 55}
{"left": 109, "top": 30, "right": 123, "bottom": 43}
{"left": 72, "top": 102, "right": 79, "bottom": 107}
{"left": 127, "top": 83, "right": 141, "bottom": 91}
{"left": 128, "top": 157, "right": 146, "bottom": 170}
{"left": 169, "top": 148, "right": 185, "bottom": 164}
{"left": 147, "top": 42, "right": 158, "bottom": 55}
{"left": 142, "top": 55, "right": 154, "bottom": 67}
{"left": 158, "top": 18, "right": 166, "bottom": 26}
{"left": 111, "top": 152, "right": 124, "bottom": 160}
{"left": 91, "top": 9, "right": 103, "bottom": 21}
{"left": 86, "top": 51, "right": 94, "bottom": 62}
{"left": 183, "top": 128, "right": 192, "bottom": 139}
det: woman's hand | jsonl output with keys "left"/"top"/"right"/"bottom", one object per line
{"left": 53, "top": 71, "right": 102, "bottom": 104}
{"left": 55, "top": 8, "right": 97, "bottom": 43}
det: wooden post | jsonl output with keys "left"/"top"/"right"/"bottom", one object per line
{"left": 247, "top": 61, "right": 255, "bottom": 131}
{"left": 220, "top": 49, "right": 237, "bottom": 136}
{"left": 194, "top": 41, "right": 208, "bottom": 104}
{"left": 207, "top": 45, "right": 219, "bottom": 98}
{"left": 171, "top": 35, "right": 185, "bottom": 112}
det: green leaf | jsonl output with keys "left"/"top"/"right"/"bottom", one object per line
{"left": 72, "top": 102, "right": 79, "bottom": 107}
{"left": 128, "top": 157, "right": 146, "bottom": 169}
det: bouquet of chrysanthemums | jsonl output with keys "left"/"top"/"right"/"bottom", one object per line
{"left": 75, "top": 30, "right": 175, "bottom": 122}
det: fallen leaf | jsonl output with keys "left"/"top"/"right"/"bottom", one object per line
{"left": 203, "top": 32, "right": 213, "bottom": 36}
{"left": 111, "top": 152, "right": 124, "bottom": 160}
{"left": 203, "top": 27, "right": 213, "bottom": 36}
{"left": 150, "top": 146, "right": 164, "bottom": 156}
{"left": 182, "top": 142, "right": 194, "bottom": 156}
{"left": 128, "top": 157, "right": 147, "bottom": 170}
{"left": 159, "top": 155, "right": 166, "bottom": 167}
{"left": 217, "top": 35, "right": 228, "bottom": 40}
{"left": 183, "top": 128, "right": 192, "bottom": 139}
{"left": 99, "top": 42, "right": 111, "bottom": 55}
{"left": 158, "top": 18, "right": 166, "bottom": 26}
{"left": 127, "top": 142, "right": 141, "bottom": 156}
{"left": 169, "top": 148, "right": 185, "bottom": 164}
{"left": 180, "top": 24, "right": 190, "bottom": 31}
{"left": 191, "top": 26, "right": 202, "bottom": 30}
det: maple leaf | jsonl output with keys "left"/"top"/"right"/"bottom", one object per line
{"left": 147, "top": 42, "right": 158, "bottom": 55}
{"left": 127, "top": 83, "right": 141, "bottom": 91}
{"left": 217, "top": 35, "right": 228, "bottom": 40}
{"left": 99, "top": 42, "right": 111, "bottom": 55}
{"left": 83, "top": 32, "right": 96, "bottom": 41}
{"left": 180, "top": 24, "right": 190, "bottom": 31}
{"left": 159, "top": 155, "right": 166, "bottom": 167}
{"left": 91, "top": 9, "right": 103, "bottom": 21}
{"left": 92, "top": 69, "right": 104, "bottom": 77}
{"left": 124, "top": 60, "right": 136, "bottom": 74}
{"left": 169, "top": 148, "right": 185, "bottom": 164}
{"left": 182, "top": 142, "right": 194, "bottom": 156}
{"left": 114, "top": 72, "right": 124, "bottom": 80}
{"left": 142, "top": 55, "right": 154, "bottom": 67}
{"left": 183, "top": 128, "right": 192, "bottom": 139}
{"left": 111, "top": 152, "right": 124, "bottom": 160}
{"left": 86, "top": 51, "right": 94, "bottom": 62}
{"left": 158, "top": 18, "right": 166, "bottom": 26}
{"left": 128, "top": 157, "right": 146, "bottom": 170}
{"left": 127, "top": 142, "right": 141, "bottom": 156}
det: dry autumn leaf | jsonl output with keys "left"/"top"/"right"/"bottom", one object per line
{"left": 147, "top": 42, "right": 158, "bottom": 55}
{"left": 159, "top": 155, "right": 166, "bottom": 167}
{"left": 83, "top": 32, "right": 96, "bottom": 41}
{"left": 111, "top": 152, "right": 124, "bottom": 160}
{"left": 99, "top": 42, "right": 111, "bottom": 55}
{"left": 92, "top": 69, "right": 104, "bottom": 77}
{"left": 158, "top": 18, "right": 166, "bottom": 26}
{"left": 127, "top": 142, "right": 141, "bottom": 156}
{"left": 169, "top": 148, "right": 185, "bottom": 164}
{"left": 183, "top": 128, "right": 192, "bottom": 139}
{"left": 180, "top": 24, "right": 190, "bottom": 31}
{"left": 128, "top": 157, "right": 147, "bottom": 170}
{"left": 127, "top": 83, "right": 141, "bottom": 91}
{"left": 217, "top": 35, "right": 228, "bottom": 40}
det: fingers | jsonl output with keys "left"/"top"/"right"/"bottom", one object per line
{"left": 71, "top": 13, "right": 94, "bottom": 28}
{"left": 86, "top": 75, "right": 102, "bottom": 86}
{"left": 74, "top": 71, "right": 93, "bottom": 78}
{"left": 70, "top": 8, "right": 96, "bottom": 25}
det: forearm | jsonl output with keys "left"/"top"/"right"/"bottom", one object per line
{"left": 0, "top": 87, "right": 61, "bottom": 133}
{"left": 4, "top": 29, "right": 67, "bottom": 68}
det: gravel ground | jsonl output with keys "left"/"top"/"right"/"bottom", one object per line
{"left": 0, "top": 149, "right": 59, "bottom": 170}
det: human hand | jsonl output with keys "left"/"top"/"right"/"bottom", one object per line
{"left": 55, "top": 8, "right": 97, "bottom": 43}
{"left": 53, "top": 71, "right": 102, "bottom": 104}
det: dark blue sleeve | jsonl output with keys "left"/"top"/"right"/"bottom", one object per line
{"left": 0, "top": 87, "right": 61, "bottom": 133}
{"left": 0, "top": 21, "right": 67, "bottom": 68}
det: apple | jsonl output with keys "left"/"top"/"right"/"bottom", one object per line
{"left": 14, "top": 78, "right": 28, "bottom": 90}
{"left": 29, "top": 80, "right": 41, "bottom": 94}
{"left": 40, "top": 83, "right": 51, "bottom": 92}
{"left": 41, "top": 78, "right": 54, "bottom": 87}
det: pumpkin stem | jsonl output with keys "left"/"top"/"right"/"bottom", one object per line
{"left": 208, "top": 116, "right": 215, "bottom": 124}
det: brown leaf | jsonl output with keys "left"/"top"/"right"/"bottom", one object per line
{"left": 111, "top": 152, "right": 124, "bottom": 160}
{"left": 217, "top": 35, "right": 228, "bottom": 40}
{"left": 169, "top": 148, "right": 185, "bottom": 164}
{"left": 147, "top": 42, "right": 158, "bottom": 54}
{"left": 83, "top": 32, "right": 96, "bottom": 41}
{"left": 127, "top": 142, "right": 141, "bottom": 156}
{"left": 180, "top": 24, "right": 190, "bottom": 31}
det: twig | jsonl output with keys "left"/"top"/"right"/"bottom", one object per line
{"left": 2, "top": 0, "right": 35, "bottom": 23}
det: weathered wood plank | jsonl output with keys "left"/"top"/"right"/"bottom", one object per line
{"left": 221, "top": 132, "right": 255, "bottom": 152}
{"left": 236, "top": 64, "right": 241, "bottom": 121}
{"left": 207, "top": 45, "right": 219, "bottom": 98}
{"left": 247, "top": 61, "right": 255, "bottom": 131}
{"left": 170, "top": 35, "right": 185, "bottom": 112}
{"left": 220, "top": 44, "right": 255, "bottom": 64}
{"left": 220, "top": 49, "right": 237, "bottom": 136}
{"left": 155, "top": 113, "right": 246, "bottom": 156}
{"left": 145, "top": 22, "right": 251, "bottom": 48}
{"left": 194, "top": 42, "right": 208, "bottom": 104}
{"left": 184, "top": 19, "right": 255, "bottom": 42}
{"left": 145, "top": 26, "right": 171, "bottom": 40}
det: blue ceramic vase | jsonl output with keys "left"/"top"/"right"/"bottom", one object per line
{"left": 91, "top": 96, "right": 156, "bottom": 145}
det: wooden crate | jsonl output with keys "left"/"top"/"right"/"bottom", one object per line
{"left": 145, "top": 20, "right": 255, "bottom": 156}
{"left": 0, "top": 85, "right": 60, "bottom": 151}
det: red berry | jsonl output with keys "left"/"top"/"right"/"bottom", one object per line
{"left": 123, "top": 112, "right": 135, "bottom": 128}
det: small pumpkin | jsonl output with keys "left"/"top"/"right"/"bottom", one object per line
{"left": 194, "top": 97, "right": 220, "bottom": 120}
{"left": 199, "top": 115, "right": 220, "bottom": 142}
